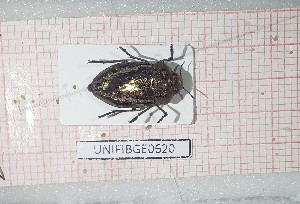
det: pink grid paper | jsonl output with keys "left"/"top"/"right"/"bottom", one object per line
{"left": 0, "top": 8, "right": 299, "bottom": 187}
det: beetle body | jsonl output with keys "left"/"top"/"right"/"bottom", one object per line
{"left": 87, "top": 45, "right": 189, "bottom": 123}
{"left": 88, "top": 61, "right": 183, "bottom": 109}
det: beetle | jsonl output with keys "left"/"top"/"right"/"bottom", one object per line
{"left": 87, "top": 45, "right": 192, "bottom": 123}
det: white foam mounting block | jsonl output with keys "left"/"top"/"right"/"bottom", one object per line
{"left": 58, "top": 44, "right": 194, "bottom": 125}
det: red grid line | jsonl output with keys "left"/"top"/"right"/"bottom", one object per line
{"left": 237, "top": 12, "right": 243, "bottom": 175}
{"left": 270, "top": 10, "right": 275, "bottom": 173}
{"left": 203, "top": 11, "right": 211, "bottom": 176}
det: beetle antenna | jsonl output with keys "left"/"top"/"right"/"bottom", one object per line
{"left": 179, "top": 61, "right": 185, "bottom": 76}
{"left": 196, "top": 88, "right": 208, "bottom": 98}
{"left": 182, "top": 87, "right": 194, "bottom": 99}
{"left": 187, "top": 61, "right": 192, "bottom": 71}
{"left": 178, "top": 61, "right": 194, "bottom": 99}
{"left": 173, "top": 64, "right": 179, "bottom": 72}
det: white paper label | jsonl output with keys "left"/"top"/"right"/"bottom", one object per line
{"left": 77, "top": 139, "right": 191, "bottom": 159}
{"left": 58, "top": 44, "right": 194, "bottom": 125}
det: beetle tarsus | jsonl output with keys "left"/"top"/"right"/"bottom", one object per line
{"left": 129, "top": 107, "right": 152, "bottom": 123}
{"left": 156, "top": 105, "right": 168, "bottom": 123}
{"left": 88, "top": 59, "right": 129, "bottom": 64}
{"left": 98, "top": 109, "right": 129, "bottom": 118}
{"left": 163, "top": 44, "right": 174, "bottom": 61}
{"left": 119, "top": 47, "right": 150, "bottom": 63}
{"left": 98, "top": 111, "right": 114, "bottom": 118}
{"left": 169, "top": 44, "right": 174, "bottom": 60}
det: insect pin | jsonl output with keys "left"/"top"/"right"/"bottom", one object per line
{"left": 87, "top": 45, "right": 193, "bottom": 123}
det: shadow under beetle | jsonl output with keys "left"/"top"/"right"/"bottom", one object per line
{"left": 87, "top": 45, "right": 193, "bottom": 123}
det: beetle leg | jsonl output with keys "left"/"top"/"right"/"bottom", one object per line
{"left": 144, "top": 108, "right": 158, "bottom": 123}
{"left": 88, "top": 59, "right": 129, "bottom": 64}
{"left": 156, "top": 105, "right": 168, "bottom": 123}
{"left": 166, "top": 104, "right": 180, "bottom": 123}
{"left": 129, "top": 106, "right": 152, "bottom": 123}
{"left": 119, "top": 47, "right": 150, "bottom": 63}
{"left": 98, "top": 109, "right": 133, "bottom": 118}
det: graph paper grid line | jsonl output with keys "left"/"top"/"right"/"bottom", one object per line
{"left": 0, "top": 8, "right": 299, "bottom": 186}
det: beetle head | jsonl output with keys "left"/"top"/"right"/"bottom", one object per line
{"left": 172, "top": 72, "right": 183, "bottom": 94}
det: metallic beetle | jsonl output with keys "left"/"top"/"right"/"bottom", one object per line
{"left": 87, "top": 45, "right": 191, "bottom": 123}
